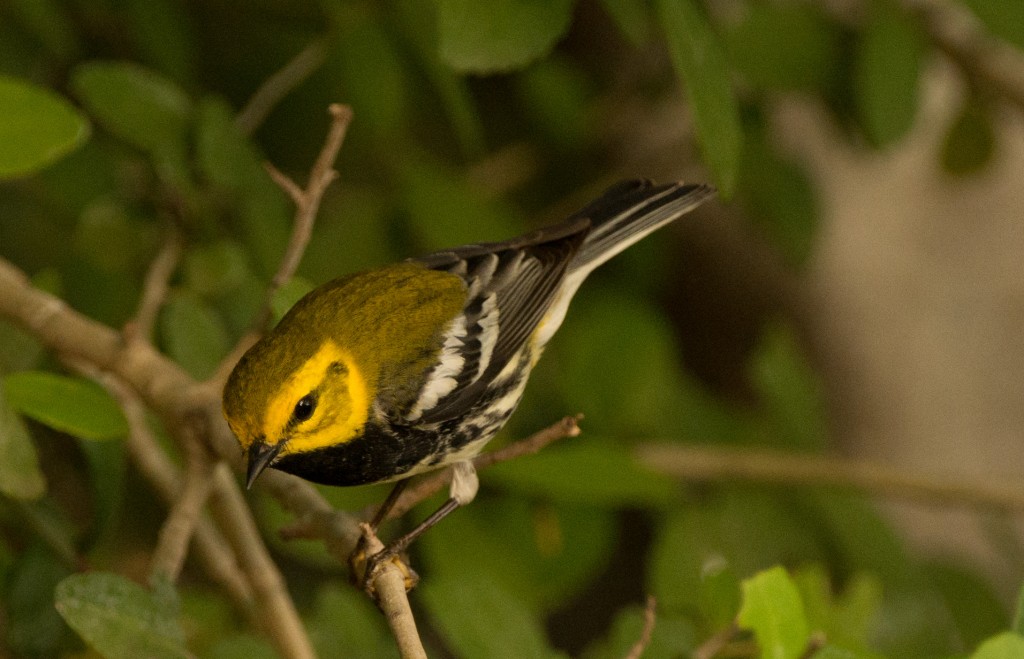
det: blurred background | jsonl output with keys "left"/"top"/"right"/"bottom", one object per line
{"left": 1, "top": 0, "right": 1023, "bottom": 656}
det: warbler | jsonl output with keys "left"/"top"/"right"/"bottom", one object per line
{"left": 223, "top": 179, "right": 713, "bottom": 552}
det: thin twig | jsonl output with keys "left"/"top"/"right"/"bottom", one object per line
{"left": 77, "top": 364, "right": 255, "bottom": 613}
{"left": 382, "top": 414, "right": 583, "bottom": 522}
{"left": 150, "top": 430, "right": 216, "bottom": 583}
{"left": 624, "top": 595, "right": 658, "bottom": 659}
{"left": 124, "top": 227, "right": 182, "bottom": 344}
{"left": 693, "top": 622, "right": 739, "bottom": 659}
{"left": 358, "top": 524, "right": 428, "bottom": 659}
{"left": 236, "top": 39, "right": 329, "bottom": 136}
{"left": 901, "top": 0, "right": 1024, "bottom": 112}
{"left": 636, "top": 443, "right": 1024, "bottom": 512}
{"left": 208, "top": 104, "right": 354, "bottom": 388}
{"left": 208, "top": 464, "right": 317, "bottom": 659}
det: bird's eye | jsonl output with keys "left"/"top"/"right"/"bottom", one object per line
{"left": 292, "top": 395, "right": 316, "bottom": 422}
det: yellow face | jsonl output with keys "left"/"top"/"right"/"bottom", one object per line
{"left": 225, "top": 339, "right": 371, "bottom": 461}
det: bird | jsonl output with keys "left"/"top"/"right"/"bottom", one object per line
{"left": 222, "top": 179, "right": 714, "bottom": 576}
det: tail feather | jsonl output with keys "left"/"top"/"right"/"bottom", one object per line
{"left": 569, "top": 179, "right": 715, "bottom": 275}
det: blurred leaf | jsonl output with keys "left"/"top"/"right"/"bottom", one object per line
{"left": 421, "top": 498, "right": 615, "bottom": 613}
{"left": 739, "top": 136, "right": 819, "bottom": 269}
{"left": 271, "top": 276, "right": 315, "bottom": 325}
{"left": 55, "top": 572, "right": 190, "bottom": 659}
{"left": 438, "top": 0, "right": 575, "bottom": 73}
{"left": 73, "top": 199, "right": 158, "bottom": 274}
{"left": 0, "top": 75, "right": 89, "bottom": 178}
{"left": 749, "top": 322, "right": 826, "bottom": 450}
{"left": 3, "top": 371, "right": 127, "bottom": 440}
{"left": 7, "top": 0, "right": 80, "bottom": 59}
{"left": 962, "top": 0, "right": 1024, "bottom": 50}
{"left": 121, "top": 0, "right": 196, "bottom": 85}
{"left": 1014, "top": 582, "right": 1024, "bottom": 634}
{"left": 657, "top": 0, "right": 743, "bottom": 196}
{"left": 583, "top": 604, "right": 696, "bottom": 659}
{"left": 0, "top": 381, "right": 46, "bottom": 499}
{"left": 202, "top": 634, "right": 277, "bottom": 659}
{"left": 599, "top": 0, "right": 652, "bottom": 46}
{"left": 332, "top": 18, "right": 409, "bottom": 139}
{"left": 698, "top": 557, "right": 741, "bottom": 630}
{"left": 649, "top": 490, "right": 825, "bottom": 615}
{"left": 0, "top": 320, "right": 43, "bottom": 372}
{"left": 79, "top": 439, "right": 127, "bottom": 546}
{"left": 925, "top": 561, "right": 1007, "bottom": 648}
{"left": 5, "top": 544, "right": 76, "bottom": 656}
{"left": 160, "top": 291, "right": 231, "bottom": 380}
{"left": 420, "top": 572, "right": 559, "bottom": 659}
{"left": 970, "top": 633, "right": 1024, "bottom": 659}
{"left": 302, "top": 187, "right": 397, "bottom": 281}
{"left": 393, "top": 0, "right": 486, "bottom": 158}
{"left": 195, "top": 96, "right": 264, "bottom": 191}
{"left": 941, "top": 97, "right": 996, "bottom": 176}
{"left": 725, "top": 4, "right": 843, "bottom": 92}
{"left": 516, "top": 57, "right": 593, "bottom": 150}
{"left": 812, "top": 647, "right": 873, "bottom": 659}
{"left": 793, "top": 565, "right": 882, "bottom": 652}
{"left": 71, "top": 61, "right": 191, "bottom": 155}
{"left": 184, "top": 241, "right": 250, "bottom": 298}
{"left": 307, "top": 585, "right": 398, "bottom": 658}
{"left": 487, "top": 438, "right": 679, "bottom": 507}
{"left": 400, "top": 154, "right": 525, "bottom": 250}
{"left": 737, "top": 566, "right": 810, "bottom": 659}
{"left": 853, "top": 3, "right": 925, "bottom": 147}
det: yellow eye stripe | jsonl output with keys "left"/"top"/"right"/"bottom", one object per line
{"left": 262, "top": 340, "right": 371, "bottom": 452}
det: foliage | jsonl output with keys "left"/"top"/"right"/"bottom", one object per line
{"left": 1, "top": 0, "right": 1021, "bottom": 657}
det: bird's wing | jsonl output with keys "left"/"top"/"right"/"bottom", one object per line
{"left": 401, "top": 217, "right": 590, "bottom": 424}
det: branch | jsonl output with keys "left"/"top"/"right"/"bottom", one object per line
{"left": 210, "top": 103, "right": 354, "bottom": 387}
{"left": 902, "top": 0, "right": 1024, "bottom": 112}
{"left": 359, "top": 524, "right": 428, "bottom": 659}
{"left": 207, "top": 464, "right": 317, "bottom": 659}
{"left": 236, "top": 39, "right": 329, "bottom": 136}
{"left": 381, "top": 414, "right": 583, "bottom": 522}
{"left": 123, "top": 226, "right": 182, "bottom": 344}
{"left": 636, "top": 443, "right": 1024, "bottom": 511}
{"left": 624, "top": 596, "right": 658, "bottom": 659}
{"left": 149, "top": 431, "right": 215, "bottom": 583}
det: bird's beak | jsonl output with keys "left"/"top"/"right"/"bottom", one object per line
{"left": 246, "top": 437, "right": 282, "bottom": 489}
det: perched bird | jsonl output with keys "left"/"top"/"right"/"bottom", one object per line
{"left": 223, "top": 179, "right": 714, "bottom": 561}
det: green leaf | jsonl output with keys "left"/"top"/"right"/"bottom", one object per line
{"left": 724, "top": 4, "right": 843, "bottom": 92}
{"left": 924, "top": 561, "right": 1007, "bottom": 648}
{"left": 657, "top": 0, "right": 743, "bottom": 196}
{"left": 71, "top": 61, "right": 191, "bottom": 155}
{"left": 0, "top": 76, "right": 89, "bottom": 178}
{"left": 420, "top": 573, "right": 558, "bottom": 659}
{"left": 1014, "top": 581, "right": 1024, "bottom": 634}
{"left": 203, "top": 634, "right": 277, "bottom": 659}
{"left": 739, "top": 139, "right": 819, "bottom": 268}
{"left": 599, "top": 0, "right": 652, "bottom": 46}
{"left": 7, "top": 0, "right": 80, "bottom": 59}
{"left": 0, "top": 380, "right": 46, "bottom": 499}
{"left": 5, "top": 545, "right": 77, "bottom": 656}
{"left": 853, "top": 4, "right": 925, "bottom": 147}
{"left": 271, "top": 277, "right": 315, "bottom": 325}
{"left": 331, "top": 18, "right": 410, "bottom": 138}
{"left": 307, "top": 585, "right": 398, "bottom": 658}
{"left": 971, "top": 633, "right": 1024, "bottom": 659}
{"left": 737, "top": 566, "right": 811, "bottom": 659}
{"left": 183, "top": 241, "right": 250, "bottom": 298}
{"left": 583, "top": 605, "right": 696, "bottom": 659}
{"left": 962, "top": 0, "right": 1024, "bottom": 50}
{"left": 54, "top": 572, "right": 190, "bottom": 659}
{"left": 3, "top": 371, "right": 127, "bottom": 440}
{"left": 487, "top": 438, "right": 679, "bottom": 507}
{"left": 749, "top": 322, "right": 827, "bottom": 450}
{"left": 941, "top": 97, "right": 995, "bottom": 176}
{"left": 420, "top": 498, "right": 616, "bottom": 613}
{"left": 438, "top": 0, "right": 576, "bottom": 73}
{"left": 698, "top": 557, "right": 741, "bottom": 630}
{"left": 160, "top": 292, "right": 231, "bottom": 380}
